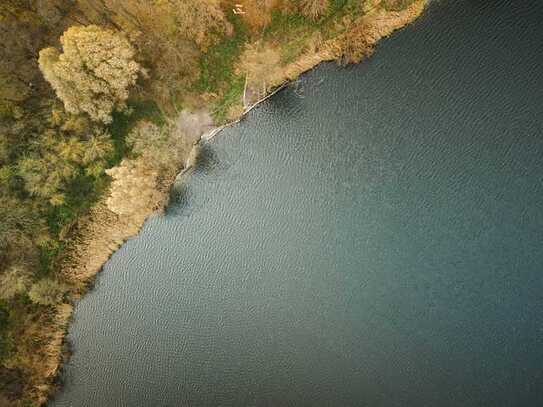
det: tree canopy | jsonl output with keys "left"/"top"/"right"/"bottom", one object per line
{"left": 38, "top": 25, "right": 142, "bottom": 123}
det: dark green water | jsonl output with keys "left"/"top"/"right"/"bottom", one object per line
{"left": 51, "top": 1, "right": 543, "bottom": 406}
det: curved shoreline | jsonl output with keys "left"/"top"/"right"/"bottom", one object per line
{"left": 30, "top": 2, "right": 427, "bottom": 405}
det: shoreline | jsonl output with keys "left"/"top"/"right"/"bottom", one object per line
{"left": 29, "top": 2, "right": 427, "bottom": 405}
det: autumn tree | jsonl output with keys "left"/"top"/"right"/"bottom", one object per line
{"left": 0, "top": 197, "right": 47, "bottom": 259}
{"left": 106, "top": 118, "right": 198, "bottom": 216}
{"left": 76, "top": 0, "right": 231, "bottom": 50}
{"left": 105, "top": 158, "right": 160, "bottom": 216}
{"left": 127, "top": 121, "right": 190, "bottom": 171}
{"left": 82, "top": 131, "right": 114, "bottom": 176}
{"left": 38, "top": 25, "right": 142, "bottom": 123}
{"left": 17, "top": 117, "right": 114, "bottom": 206}
{"left": 18, "top": 149, "right": 77, "bottom": 206}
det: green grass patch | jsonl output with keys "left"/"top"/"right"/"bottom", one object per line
{"left": 263, "top": 11, "right": 316, "bottom": 42}
{"left": 263, "top": 2, "right": 363, "bottom": 63}
{"left": 330, "top": 0, "right": 349, "bottom": 12}
{"left": 197, "top": 13, "right": 249, "bottom": 95}
{"left": 212, "top": 75, "right": 245, "bottom": 124}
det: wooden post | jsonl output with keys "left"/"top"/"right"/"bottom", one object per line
{"left": 243, "top": 73, "right": 248, "bottom": 109}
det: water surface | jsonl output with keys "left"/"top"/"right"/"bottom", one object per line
{"left": 52, "top": 1, "right": 543, "bottom": 406}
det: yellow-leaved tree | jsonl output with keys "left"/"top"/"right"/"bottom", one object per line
{"left": 38, "top": 25, "right": 142, "bottom": 123}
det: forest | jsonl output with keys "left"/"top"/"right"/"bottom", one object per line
{"left": 0, "top": 0, "right": 419, "bottom": 405}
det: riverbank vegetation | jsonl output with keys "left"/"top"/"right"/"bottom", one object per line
{"left": 0, "top": 0, "right": 424, "bottom": 405}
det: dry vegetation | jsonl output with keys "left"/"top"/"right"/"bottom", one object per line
{"left": 0, "top": 0, "right": 425, "bottom": 405}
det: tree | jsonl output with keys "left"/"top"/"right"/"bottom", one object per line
{"left": 83, "top": 130, "right": 114, "bottom": 162}
{"left": 76, "top": 0, "right": 232, "bottom": 51}
{"left": 28, "top": 278, "right": 67, "bottom": 306}
{"left": 38, "top": 25, "right": 142, "bottom": 123}
{"left": 126, "top": 121, "right": 187, "bottom": 171}
{"left": 105, "top": 158, "right": 160, "bottom": 216}
{"left": 238, "top": 0, "right": 276, "bottom": 32}
{"left": 18, "top": 153, "right": 76, "bottom": 205}
{"left": 57, "top": 137, "right": 85, "bottom": 163}
{"left": 0, "top": 196, "right": 46, "bottom": 257}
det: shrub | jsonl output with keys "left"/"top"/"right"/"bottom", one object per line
{"left": 105, "top": 158, "right": 160, "bottom": 216}
{"left": 0, "top": 267, "right": 30, "bottom": 302}
{"left": 126, "top": 121, "right": 186, "bottom": 171}
{"left": 28, "top": 278, "right": 67, "bottom": 306}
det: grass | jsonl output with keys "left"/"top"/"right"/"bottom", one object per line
{"left": 212, "top": 75, "right": 245, "bottom": 124}
{"left": 197, "top": 13, "right": 249, "bottom": 95}
{"left": 262, "top": 2, "right": 364, "bottom": 64}
{"left": 197, "top": 3, "right": 365, "bottom": 122}
{"left": 280, "top": 34, "right": 312, "bottom": 64}
{"left": 263, "top": 10, "right": 317, "bottom": 42}
{"left": 201, "top": 5, "right": 359, "bottom": 121}
{"left": 196, "top": 13, "right": 249, "bottom": 123}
